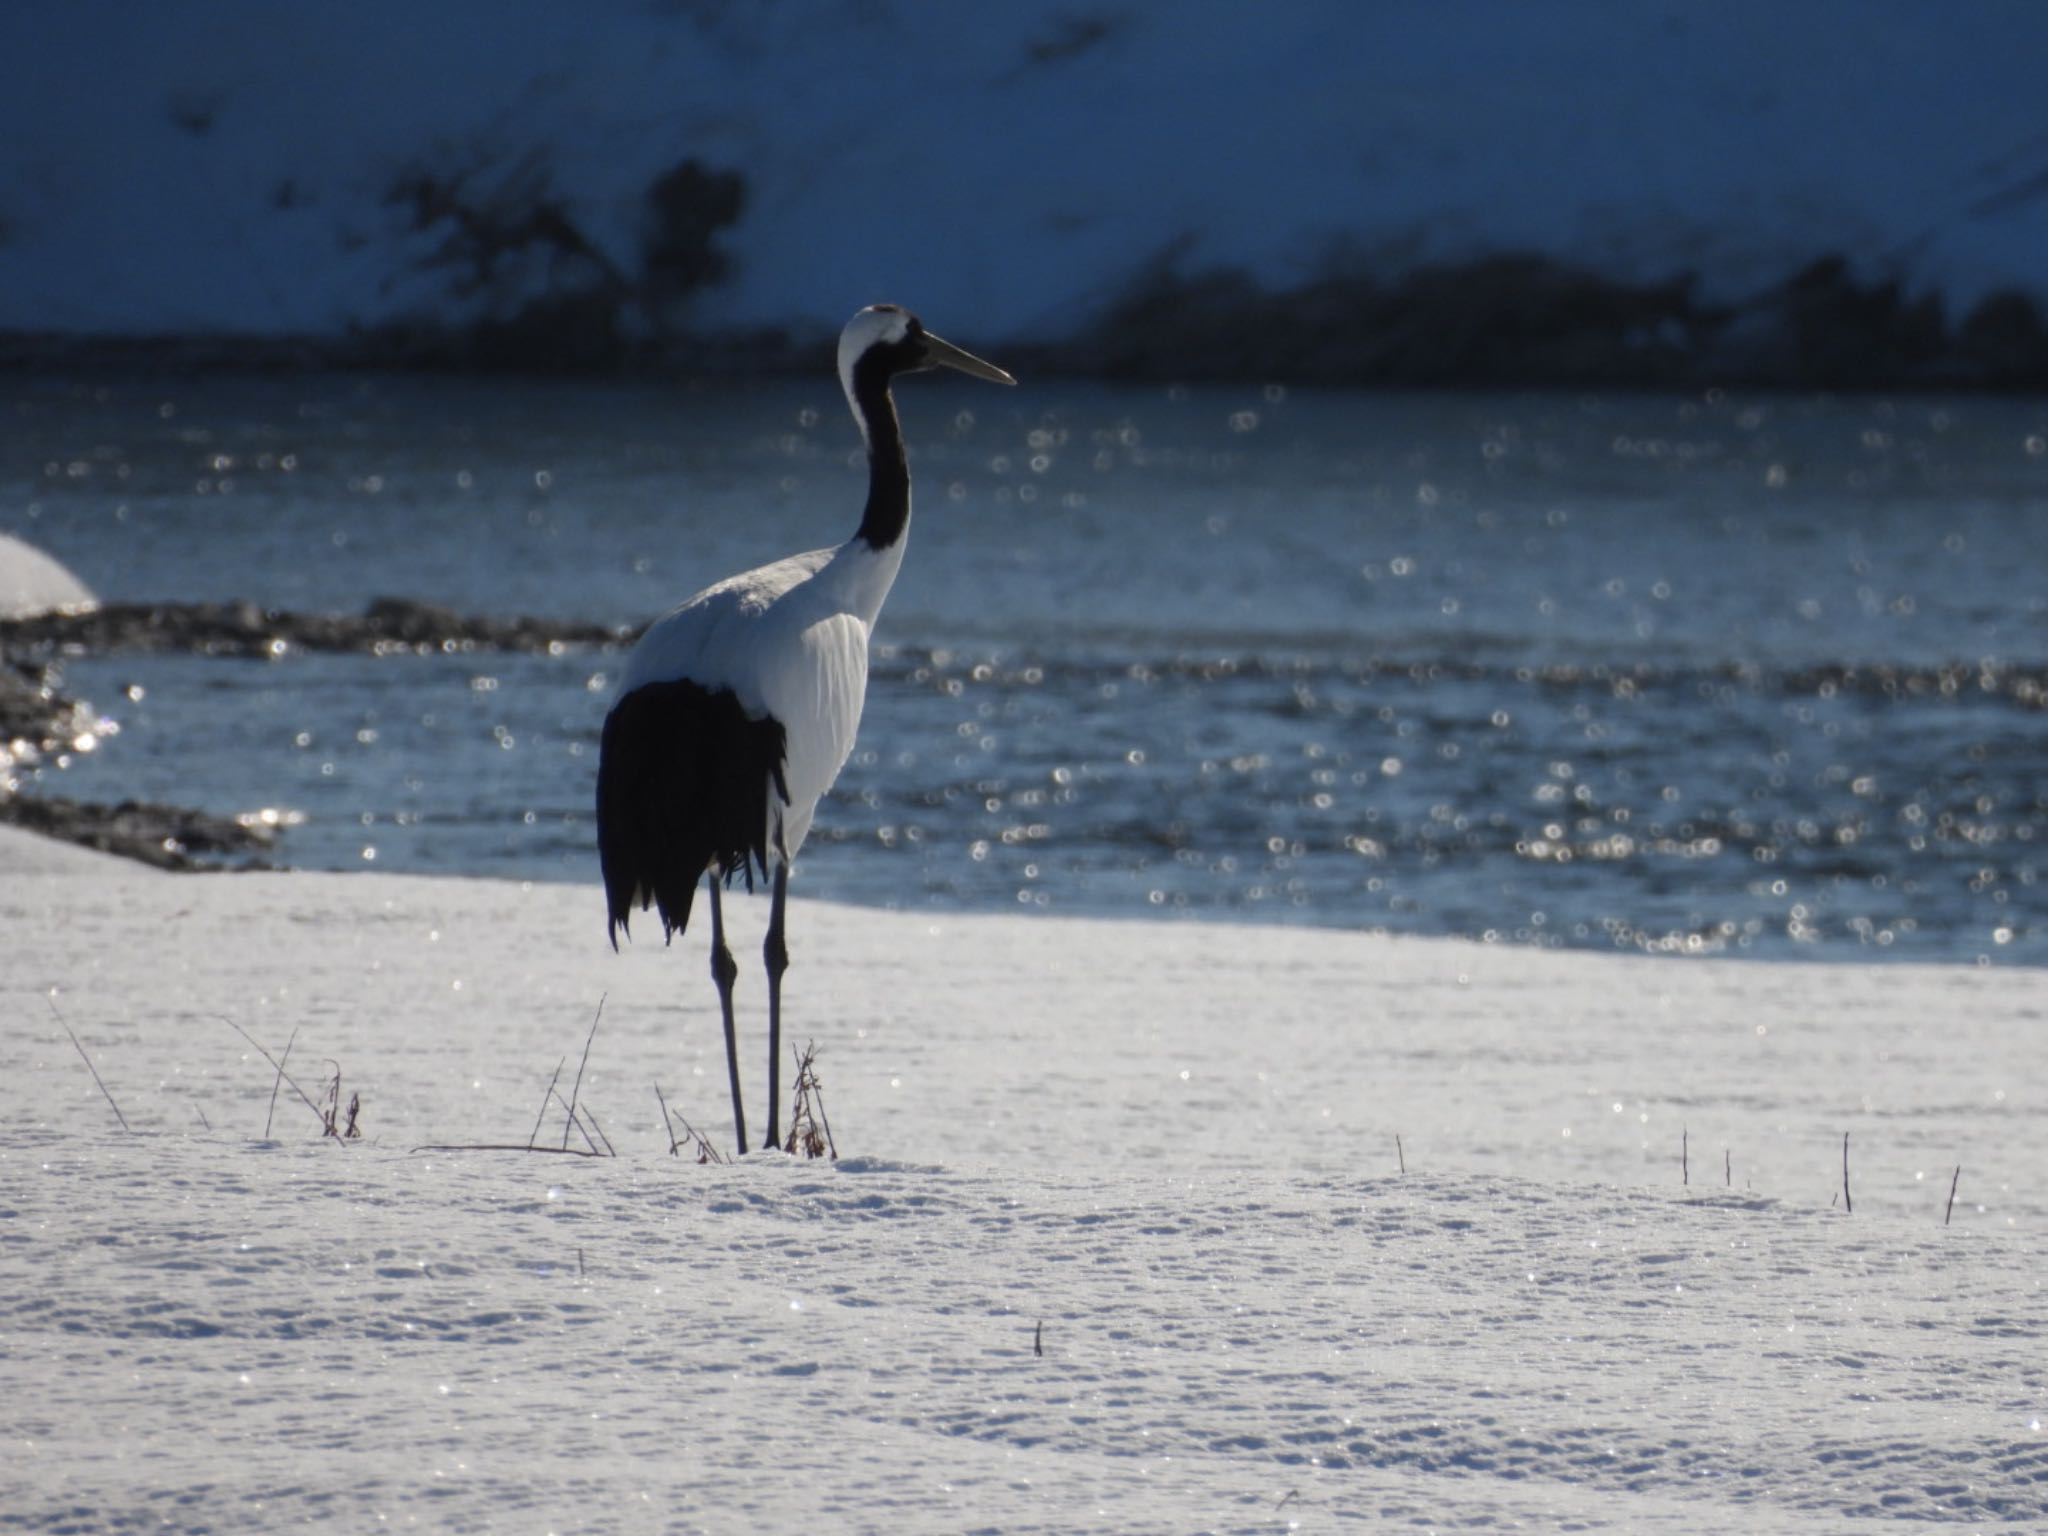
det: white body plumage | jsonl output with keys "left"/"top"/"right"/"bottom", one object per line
{"left": 615, "top": 536, "right": 903, "bottom": 864}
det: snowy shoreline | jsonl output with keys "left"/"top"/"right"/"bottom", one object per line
{"left": 6, "top": 826, "right": 2046, "bottom": 1530}
{"left": 10, "top": 823, "right": 2038, "bottom": 1203}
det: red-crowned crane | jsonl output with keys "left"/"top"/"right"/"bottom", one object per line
{"left": 597, "top": 305, "right": 1015, "bottom": 1154}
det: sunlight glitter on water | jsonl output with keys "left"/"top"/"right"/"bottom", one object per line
{"left": 9, "top": 375, "right": 2046, "bottom": 963}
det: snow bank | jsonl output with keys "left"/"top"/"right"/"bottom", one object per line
{"left": 2, "top": 0, "right": 2044, "bottom": 351}
{"left": 4, "top": 837, "right": 2043, "bottom": 1528}
{"left": 0, "top": 532, "right": 95, "bottom": 619}
{"left": 10, "top": 835, "right": 2037, "bottom": 1195}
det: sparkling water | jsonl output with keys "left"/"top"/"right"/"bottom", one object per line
{"left": 8, "top": 372, "right": 2045, "bottom": 963}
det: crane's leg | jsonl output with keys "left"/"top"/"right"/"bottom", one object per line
{"left": 762, "top": 860, "right": 789, "bottom": 1151}
{"left": 706, "top": 873, "right": 747, "bottom": 1154}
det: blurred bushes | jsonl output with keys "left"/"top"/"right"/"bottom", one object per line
{"left": 369, "top": 151, "right": 749, "bottom": 371}
{"left": 1027, "top": 247, "right": 2048, "bottom": 390}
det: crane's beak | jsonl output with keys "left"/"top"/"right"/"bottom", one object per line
{"left": 921, "top": 331, "right": 1016, "bottom": 386}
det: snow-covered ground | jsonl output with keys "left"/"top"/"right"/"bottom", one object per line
{"left": 2, "top": 1, "right": 2045, "bottom": 346}
{"left": 6, "top": 828, "right": 2044, "bottom": 1531}
{"left": 0, "top": 532, "right": 93, "bottom": 619}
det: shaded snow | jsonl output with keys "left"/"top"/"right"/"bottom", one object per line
{"left": 2, "top": 1, "right": 2046, "bottom": 343}
{"left": 5, "top": 832, "right": 2045, "bottom": 1530}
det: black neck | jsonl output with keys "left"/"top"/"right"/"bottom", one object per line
{"left": 851, "top": 353, "right": 911, "bottom": 550}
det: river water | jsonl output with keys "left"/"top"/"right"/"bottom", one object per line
{"left": 6, "top": 371, "right": 2044, "bottom": 964}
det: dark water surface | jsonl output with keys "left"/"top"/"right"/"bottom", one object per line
{"left": 6, "top": 372, "right": 2045, "bottom": 964}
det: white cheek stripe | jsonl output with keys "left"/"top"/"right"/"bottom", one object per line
{"left": 836, "top": 306, "right": 916, "bottom": 437}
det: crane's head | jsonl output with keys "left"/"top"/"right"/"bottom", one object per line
{"left": 837, "top": 305, "right": 1016, "bottom": 411}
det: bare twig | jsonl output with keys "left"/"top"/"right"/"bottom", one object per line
{"left": 1682, "top": 1126, "right": 1689, "bottom": 1187}
{"left": 654, "top": 1082, "right": 681, "bottom": 1155}
{"left": 1724, "top": 1147, "right": 1731, "bottom": 1188}
{"left": 547, "top": 1087, "right": 602, "bottom": 1156}
{"left": 1033, "top": 1320, "right": 1043, "bottom": 1357}
{"left": 544, "top": 1088, "right": 613, "bottom": 1157}
{"left": 55, "top": 1002, "right": 132, "bottom": 1134}
{"left": 220, "top": 1018, "right": 327, "bottom": 1128}
{"left": 1945, "top": 1165, "right": 1961, "bottom": 1226}
{"left": 265, "top": 1027, "right": 299, "bottom": 1139}
{"left": 782, "top": 1041, "right": 835, "bottom": 1159}
{"left": 580, "top": 1100, "right": 616, "bottom": 1158}
{"left": 412, "top": 1142, "right": 608, "bottom": 1157}
{"left": 529, "top": 1056, "right": 566, "bottom": 1150}
{"left": 317, "top": 1066, "right": 361, "bottom": 1140}
{"left": 677, "top": 1111, "right": 726, "bottom": 1164}
{"left": 649, "top": 1081, "right": 723, "bottom": 1163}
{"left": 1842, "top": 1132, "right": 1852, "bottom": 1214}
{"left": 317, "top": 1060, "right": 341, "bottom": 1137}
{"left": 563, "top": 996, "right": 605, "bottom": 1151}
{"left": 812, "top": 1067, "right": 837, "bottom": 1161}
{"left": 1396, "top": 1133, "right": 1406, "bottom": 1174}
